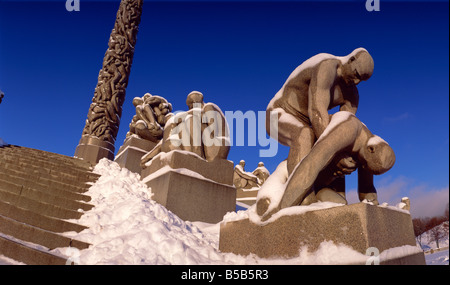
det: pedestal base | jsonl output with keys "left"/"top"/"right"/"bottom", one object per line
{"left": 219, "top": 203, "right": 425, "bottom": 265}
{"left": 114, "top": 136, "right": 157, "bottom": 174}
{"left": 141, "top": 151, "right": 236, "bottom": 223}
{"left": 74, "top": 136, "right": 114, "bottom": 165}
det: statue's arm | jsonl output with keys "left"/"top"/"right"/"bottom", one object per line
{"left": 236, "top": 168, "right": 258, "bottom": 182}
{"left": 357, "top": 167, "right": 378, "bottom": 205}
{"left": 340, "top": 85, "right": 359, "bottom": 114}
{"left": 308, "top": 61, "right": 337, "bottom": 139}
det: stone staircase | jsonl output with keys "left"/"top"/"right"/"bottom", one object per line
{"left": 0, "top": 144, "right": 99, "bottom": 264}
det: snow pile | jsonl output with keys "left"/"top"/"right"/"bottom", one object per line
{"left": 425, "top": 250, "right": 449, "bottom": 265}
{"left": 418, "top": 222, "right": 449, "bottom": 251}
{"left": 51, "top": 159, "right": 422, "bottom": 265}
{"left": 57, "top": 159, "right": 231, "bottom": 265}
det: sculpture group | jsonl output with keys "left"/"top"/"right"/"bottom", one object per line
{"left": 75, "top": 0, "right": 143, "bottom": 163}
{"left": 256, "top": 48, "right": 395, "bottom": 221}
{"left": 233, "top": 160, "right": 269, "bottom": 191}
{"left": 115, "top": 48, "right": 396, "bottom": 221}
{"left": 70, "top": 0, "right": 422, "bottom": 263}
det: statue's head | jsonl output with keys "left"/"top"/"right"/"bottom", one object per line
{"left": 342, "top": 48, "right": 374, "bottom": 85}
{"left": 186, "top": 91, "right": 204, "bottom": 109}
{"left": 258, "top": 162, "right": 265, "bottom": 167}
{"left": 359, "top": 135, "right": 395, "bottom": 175}
{"left": 239, "top": 160, "right": 246, "bottom": 167}
{"left": 132, "top": 96, "right": 144, "bottom": 107}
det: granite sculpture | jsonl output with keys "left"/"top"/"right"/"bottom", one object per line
{"left": 140, "top": 91, "right": 235, "bottom": 223}
{"left": 253, "top": 162, "right": 270, "bottom": 185}
{"left": 234, "top": 161, "right": 270, "bottom": 207}
{"left": 114, "top": 93, "right": 172, "bottom": 174}
{"left": 219, "top": 50, "right": 424, "bottom": 264}
{"left": 266, "top": 48, "right": 373, "bottom": 178}
{"left": 75, "top": 0, "right": 143, "bottom": 163}
{"left": 257, "top": 111, "right": 395, "bottom": 221}
{"left": 233, "top": 160, "right": 259, "bottom": 190}
{"left": 126, "top": 93, "right": 172, "bottom": 142}
{"left": 141, "top": 91, "right": 230, "bottom": 167}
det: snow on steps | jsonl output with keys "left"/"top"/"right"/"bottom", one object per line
{"left": 0, "top": 145, "right": 97, "bottom": 264}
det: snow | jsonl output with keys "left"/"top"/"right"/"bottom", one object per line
{"left": 0, "top": 255, "right": 24, "bottom": 265}
{"left": 425, "top": 249, "right": 449, "bottom": 265}
{"left": 42, "top": 159, "right": 388, "bottom": 265}
{"left": 144, "top": 149, "right": 207, "bottom": 168}
{"left": 367, "top": 135, "right": 388, "bottom": 146}
{"left": 417, "top": 222, "right": 449, "bottom": 251}
{"left": 2, "top": 158, "right": 442, "bottom": 265}
{"left": 253, "top": 160, "right": 289, "bottom": 214}
{"left": 316, "top": 111, "right": 354, "bottom": 144}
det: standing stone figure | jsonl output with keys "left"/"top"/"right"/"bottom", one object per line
{"left": 126, "top": 93, "right": 173, "bottom": 142}
{"left": 75, "top": 0, "right": 143, "bottom": 163}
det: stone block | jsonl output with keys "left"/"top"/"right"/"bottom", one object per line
{"left": 141, "top": 150, "right": 236, "bottom": 223}
{"left": 142, "top": 150, "right": 234, "bottom": 186}
{"left": 114, "top": 136, "right": 157, "bottom": 174}
{"left": 74, "top": 136, "right": 114, "bottom": 164}
{"left": 144, "top": 171, "right": 236, "bottom": 223}
{"left": 219, "top": 203, "right": 425, "bottom": 264}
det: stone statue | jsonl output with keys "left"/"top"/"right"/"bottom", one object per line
{"left": 252, "top": 162, "right": 270, "bottom": 185}
{"left": 257, "top": 111, "right": 395, "bottom": 221}
{"left": 126, "top": 93, "right": 172, "bottom": 142}
{"left": 141, "top": 91, "right": 230, "bottom": 168}
{"left": 266, "top": 48, "right": 374, "bottom": 177}
{"left": 75, "top": 0, "right": 143, "bottom": 163}
{"left": 233, "top": 160, "right": 260, "bottom": 190}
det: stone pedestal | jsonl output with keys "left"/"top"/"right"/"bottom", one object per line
{"left": 74, "top": 136, "right": 115, "bottom": 164}
{"left": 114, "top": 136, "right": 157, "bottom": 174}
{"left": 236, "top": 188, "right": 259, "bottom": 207}
{"left": 219, "top": 203, "right": 425, "bottom": 265}
{"left": 141, "top": 151, "right": 236, "bottom": 223}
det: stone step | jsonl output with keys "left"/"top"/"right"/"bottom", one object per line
{"left": 0, "top": 147, "right": 91, "bottom": 169}
{"left": 0, "top": 158, "right": 99, "bottom": 184}
{"left": 0, "top": 152, "right": 96, "bottom": 178}
{"left": 0, "top": 175, "right": 91, "bottom": 203}
{"left": 0, "top": 214, "right": 89, "bottom": 250}
{"left": 0, "top": 144, "right": 96, "bottom": 264}
{"left": 0, "top": 201, "right": 88, "bottom": 233}
{"left": 0, "top": 145, "right": 93, "bottom": 170}
{"left": 0, "top": 189, "right": 84, "bottom": 220}
{"left": 0, "top": 165, "right": 92, "bottom": 194}
{"left": 0, "top": 178, "right": 93, "bottom": 211}
{"left": 0, "top": 235, "right": 68, "bottom": 265}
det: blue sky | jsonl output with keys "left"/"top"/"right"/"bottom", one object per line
{"left": 0, "top": 0, "right": 448, "bottom": 217}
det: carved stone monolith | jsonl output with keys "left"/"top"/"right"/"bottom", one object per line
{"left": 75, "top": 0, "right": 143, "bottom": 164}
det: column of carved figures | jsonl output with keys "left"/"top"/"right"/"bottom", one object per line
{"left": 75, "top": 0, "right": 143, "bottom": 163}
